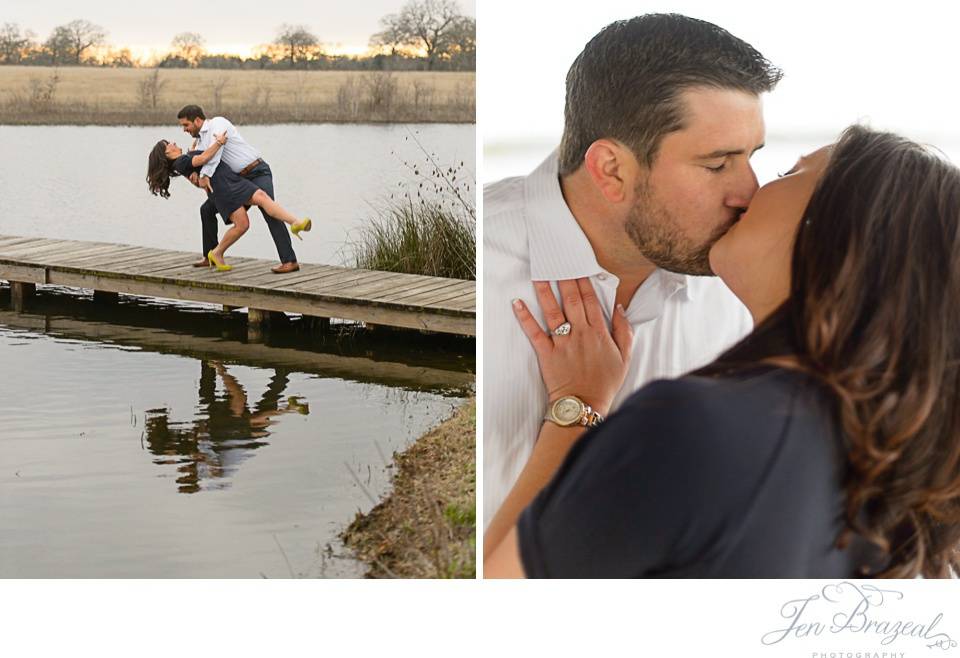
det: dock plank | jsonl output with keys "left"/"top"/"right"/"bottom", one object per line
{"left": 0, "top": 234, "right": 474, "bottom": 335}
{"left": 375, "top": 279, "right": 464, "bottom": 304}
{"left": 417, "top": 287, "right": 477, "bottom": 307}
{"left": 60, "top": 245, "right": 149, "bottom": 267}
{"left": 0, "top": 239, "right": 83, "bottom": 261}
{"left": 291, "top": 270, "right": 394, "bottom": 294}
{"left": 111, "top": 253, "right": 196, "bottom": 273}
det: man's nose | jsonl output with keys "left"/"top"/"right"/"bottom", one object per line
{"left": 727, "top": 161, "right": 760, "bottom": 209}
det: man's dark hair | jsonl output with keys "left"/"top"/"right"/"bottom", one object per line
{"left": 559, "top": 14, "right": 782, "bottom": 175}
{"left": 177, "top": 104, "right": 206, "bottom": 121}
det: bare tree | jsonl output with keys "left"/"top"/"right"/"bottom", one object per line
{"left": 273, "top": 24, "right": 319, "bottom": 68}
{"left": 210, "top": 74, "right": 229, "bottom": 113}
{"left": 0, "top": 23, "right": 35, "bottom": 64}
{"left": 362, "top": 71, "right": 399, "bottom": 117}
{"left": 28, "top": 69, "right": 60, "bottom": 113}
{"left": 447, "top": 16, "right": 475, "bottom": 69}
{"left": 170, "top": 32, "right": 205, "bottom": 67}
{"left": 370, "top": 21, "right": 405, "bottom": 57}
{"left": 371, "top": 0, "right": 467, "bottom": 70}
{"left": 54, "top": 19, "right": 108, "bottom": 65}
{"left": 44, "top": 26, "right": 73, "bottom": 65}
{"left": 137, "top": 68, "right": 167, "bottom": 109}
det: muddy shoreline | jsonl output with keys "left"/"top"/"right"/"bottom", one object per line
{"left": 342, "top": 398, "right": 475, "bottom": 578}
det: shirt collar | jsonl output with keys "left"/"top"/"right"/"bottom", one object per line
{"left": 522, "top": 149, "right": 694, "bottom": 302}
{"left": 662, "top": 269, "right": 695, "bottom": 302}
{"left": 523, "top": 149, "right": 603, "bottom": 281}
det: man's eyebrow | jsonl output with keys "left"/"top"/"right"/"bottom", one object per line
{"left": 695, "top": 143, "right": 765, "bottom": 159}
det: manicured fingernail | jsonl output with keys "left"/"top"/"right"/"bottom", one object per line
{"left": 512, "top": 298, "right": 523, "bottom": 310}
{"left": 616, "top": 304, "right": 625, "bottom": 315}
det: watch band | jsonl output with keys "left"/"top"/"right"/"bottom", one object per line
{"left": 544, "top": 396, "right": 605, "bottom": 428}
{"left": 582, "top": 409, "right": 604, "bottom": 427}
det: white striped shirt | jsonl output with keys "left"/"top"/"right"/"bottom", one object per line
{"left": 482, "top": 150, "right": 754, "bottom": 531}
{"left": 196, "top": 116, "right": 261, "bottom": 179}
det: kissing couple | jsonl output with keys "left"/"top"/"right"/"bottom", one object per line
{"left": 484, "top": 14, "right": 960, "bottom": 579}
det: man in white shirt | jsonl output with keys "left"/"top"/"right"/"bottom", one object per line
{"left": 176, "top": 104, "right": 300, "bottom": 273}
{"left": 483, "top": 14, "right": 783, "bottom": 530}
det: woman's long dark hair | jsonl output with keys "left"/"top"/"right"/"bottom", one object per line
{"left": 701, "top": 125, "right": 960, "bottom": 578}
{"left": 146, "top": 140, "right": 174, "bottom": 198}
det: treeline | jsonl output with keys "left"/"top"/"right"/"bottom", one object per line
{"left": 0, "top": 0, "right": 475, "bottom": 71}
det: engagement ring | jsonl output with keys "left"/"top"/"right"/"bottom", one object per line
{"left": 553, "top": 322, "right": 572, "bottom": 336}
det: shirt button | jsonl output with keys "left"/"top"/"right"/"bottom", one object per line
{"left": 597, "top": 273, "right": 608, "bottom": 281}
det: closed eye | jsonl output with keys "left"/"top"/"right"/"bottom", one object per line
{"left": 705, "top": 163, "right": 727, "bottom": 173}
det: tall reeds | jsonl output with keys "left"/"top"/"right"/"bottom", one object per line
{"left": 349, "top": 131, "right": 475, "bottom": 281}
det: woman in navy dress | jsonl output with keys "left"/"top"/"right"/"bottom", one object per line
{"left": 146, "top": 134, "right": 312, "bottom": 271}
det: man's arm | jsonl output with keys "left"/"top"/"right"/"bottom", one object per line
{"left": 199, "top": 117, "right": 233, "bottom": 178}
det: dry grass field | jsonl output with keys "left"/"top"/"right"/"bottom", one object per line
{"left": 0, "top": 66, "right": 475, "bottom": 124}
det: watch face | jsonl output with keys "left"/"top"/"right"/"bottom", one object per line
{"left": 554, "top": 397, "right": 583, "bottom": 424}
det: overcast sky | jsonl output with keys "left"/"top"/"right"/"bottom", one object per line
{"left": 480, "top": 0, "right": 960, "bottom": 147}
{"left": 2, "top": 0, "right": 475, "bottom": 56}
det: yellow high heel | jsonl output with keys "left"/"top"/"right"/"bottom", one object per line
{"left": 287, "top": 396, "right": 310, "bottom": 415}
{"left": 291, "top": 218, "right": 312, "bottom": 241}
{"left": 207, "top": 250, "right": 233, "bottom": 272}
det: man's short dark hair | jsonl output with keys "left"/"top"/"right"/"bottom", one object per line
{"left": 177, "top": 104, "right": 206, "bottom": 121}
{"left": 558, "top": 14, "right": 783, "bottom": 175}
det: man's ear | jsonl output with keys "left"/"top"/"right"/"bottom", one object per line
{"left": 583, "top": 140, "right": 633, "bottom": 203}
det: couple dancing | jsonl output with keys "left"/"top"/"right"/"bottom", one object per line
{"left": 484, "top": 14, "right": 960, "bottom": 578}
{"left": 146, "top": 105, "right": 312, "bottom": 273}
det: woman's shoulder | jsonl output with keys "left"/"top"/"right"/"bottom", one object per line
{"left": 615, "top": 366, "right": 829, "bottom": 454}
{"left": 171, "top": 154, "right": 196, "bottom": 177}
{"left": 630, "top": 365, "right": 817, "bottom": 410}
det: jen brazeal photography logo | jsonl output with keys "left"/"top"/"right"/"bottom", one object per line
{"left": 761, "top": 582, "right": 957, "bottom": 653}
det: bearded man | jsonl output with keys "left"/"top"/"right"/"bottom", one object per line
{"left": 483, "top": 14, "right": 782, "bottom": 529}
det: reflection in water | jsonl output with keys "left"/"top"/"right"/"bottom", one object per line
{"left": 0, "top": 286, "right": 471, "bottom": 577}
{"left": 144, "top": 362, "right": 307, "bottom": 494}
{"left": 0, "top": 284, "right": 474, "bottom": 395}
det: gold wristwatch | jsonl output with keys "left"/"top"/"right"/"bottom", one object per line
{"left": 544, "top": 395, "right": 604, "bottom": 428}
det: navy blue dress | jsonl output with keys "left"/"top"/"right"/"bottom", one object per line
{"left": 518, "top": 366, "right": 886, "bottom": 578}
{"left": 171, "top": 151, "right": 260, "bottom": 218}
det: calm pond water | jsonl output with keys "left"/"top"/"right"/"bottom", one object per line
{"left": 0, "top": 123, "right": 475, "bottom": 265}
{"left": 0, "top": 287, "right": 473, "bottom": 578}
{"left": 0, "top": 122, "right": 475, "bottom": 577}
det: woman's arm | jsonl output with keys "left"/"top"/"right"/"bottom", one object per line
{"left": 190, "top": 131, "right": 228, "bottom": 167}
{"left": 483, "top": 278, "right": 633, "bottom": 571}
{"left": 484, "top": 421, "right": 586, "bottom": 561}
{"left": 485, "top": 528, "right": 525, "bottom": 577}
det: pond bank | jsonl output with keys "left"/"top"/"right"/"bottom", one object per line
{"left": 342, "top": 398, "right": 475, "bottom": 578}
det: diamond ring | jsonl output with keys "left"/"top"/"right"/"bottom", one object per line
{"left": 553, "top": 321, "right": 572, "bottom": 336}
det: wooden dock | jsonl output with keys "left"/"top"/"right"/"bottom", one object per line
{"left": 0, "top": 310, "right": 474, "bottom": 392}
{"left": 0, "top": 235, "right": 475, "bottom": 336}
